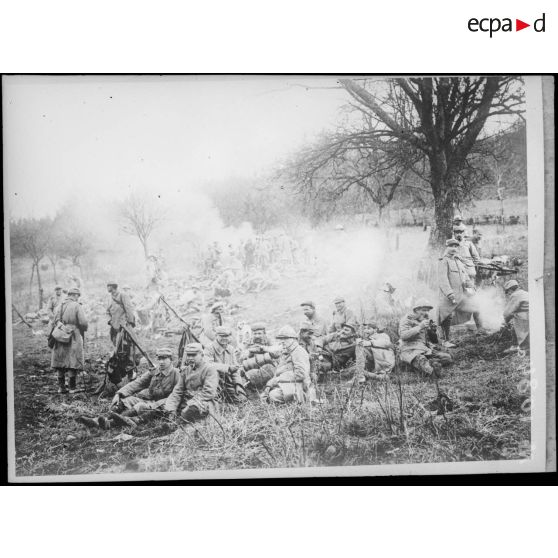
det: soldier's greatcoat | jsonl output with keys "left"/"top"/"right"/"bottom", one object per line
{"left": 51, "top": 300, "right": 88, "bottom": 370}
{"left": 438, "top": 251, "right": 478, "bottom": 323}
{"left": 165, "top": 361, "right": 220, "bottom": 416}
{"left": 267, "top": 343, "right": 311, "bottom": 403}
{"left": 107, "top": 291, "right": 136, "bottom": 329}
{"left": 398, "top": 313, "right": 433, "bottom": 364}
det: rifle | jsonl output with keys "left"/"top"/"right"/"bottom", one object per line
{"left": 121, "top": 324, "right": 156, "bottom": 369}
{"left": 12, "top": 304, "right": 34, "bottom": 329}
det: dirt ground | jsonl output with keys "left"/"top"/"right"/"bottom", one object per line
{"left": 9, "top": 225, "right": 532, "bottom": 478}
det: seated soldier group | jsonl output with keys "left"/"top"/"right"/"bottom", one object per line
{"left": 77, "top": 293, "right": 457, "bottom": 432}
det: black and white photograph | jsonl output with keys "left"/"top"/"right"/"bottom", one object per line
{"left": 3, "top": 74, "right": 551, "bottom": 481}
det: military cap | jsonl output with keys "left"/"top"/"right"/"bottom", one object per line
{"left": 106, "top": 281, "right": 118, "bottom": 287}
{"left": 251, "top": 322, "right": 267, "bottom": 332}
{"left": 453, "top": 215, "right": 464, "bottom": 223}
{"left": 333, "top": 296, "right": 345, "bottom": 304}
{"left": 413, "top": 298, "right": 433, "bottom": 311}
{"left": 362, "top": 319, "right": 378, "bottom": 328}
{"left": 275, "top": 325, "right": 298, "bottom": 339}
{"left": 503, "top": 279, "right": 519, "bottom": 291}
{"left": 54, "top": 285, "right": 63, "bottom": 290}
{"left": 341, "top": 323, "right": 357, "bottom": 333}
{"left": 446, "top": 238, "right": 460, "bottom": 247}
{"left": 299, "top": 320, "right": 314, "bottom": 332}
{"left": 184, "top": 342, "right": 203, "bottom": 355}
{"left": 122, "top": 284, "right": 132, "bottom": 290}
{"left": 156, "top": 347, "right": 173, "bottom": 358}
{"left": 453, "top": 225, "right": 466, "bottom": 233}
{"left": 210, "top": 302, "right": 224, "bottom": 312}
{"left": 215, "top": 325, "right": 232, "bottom": 336}
{"left": 300, "top": 301, "right": 315, "bottom": 309}
{"left": 67, "top": 287, "right": 81, "bottom": 296}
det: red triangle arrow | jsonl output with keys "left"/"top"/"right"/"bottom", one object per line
{"left": 516, "top": 19, "right": 530, "bottom": 31}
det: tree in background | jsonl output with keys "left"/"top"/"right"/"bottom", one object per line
{"left": 118, "top": 192, "right": 162, "bottom": 259}
{"left": 10, "top": 217, "right": 54, "bottom": 309}
{"left": 287, "top": 77, "right": 524, "bottom": 247}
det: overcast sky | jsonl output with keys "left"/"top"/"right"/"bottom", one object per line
{"left": 3, "top": 75, "right": 347, "bottom": 219}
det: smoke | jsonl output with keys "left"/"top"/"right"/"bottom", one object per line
{"left": 475, "top": 286, "right": 507, "bottom": 332}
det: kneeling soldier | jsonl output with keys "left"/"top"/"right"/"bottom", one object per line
{"left": 164, "top": 343, "right": 220, "bottom": 423}
{"left": 204, "top": 326, "right": 247, "bottom": 403}
{"left": 399, "top": 299, "right": 452, "bottom": 379}
{"left": 262, "top": 325, "right": 311, "bottom": 404}
{"left": 78, "top": 347, "right": 180, "bottom": 429}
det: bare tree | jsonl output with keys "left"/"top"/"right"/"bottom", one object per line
{"left": 287, "top": 77, "right": 524, "bottom": 247}
{"left": 10, "top": 218, "right": 54, "bottom": 309}
{"left": 118, "top": 192, "right": 162, "bottom": 259}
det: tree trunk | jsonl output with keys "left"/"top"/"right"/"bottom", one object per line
{"left": 35, "top": 260, "right": 44, "bottom": 310}
{"left": 429, "top": 182, "right": 454, "bottom": 250}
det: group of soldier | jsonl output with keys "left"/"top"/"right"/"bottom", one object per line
{"left": 44, "top": 214, "right": 530, "bottom": 432}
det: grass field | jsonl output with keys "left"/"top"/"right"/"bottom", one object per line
{"left": 9, "top": 224, "right": 532, "bottom": 478}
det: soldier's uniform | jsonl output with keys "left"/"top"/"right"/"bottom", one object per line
{"left": 356, "top": 327, "right": 395, "bottom": 381}
{"left": 503, "top": 281, "right": 529, "bottom": 348}
{"left": 106, "top": 285, "right": 136, "bottom": 345}
{"left": 239, "top": 323, "right": 278, "bottom": 389}
{"left": 438, "top": 244, "right": 481, "bottom": 331}
{"left": 46, "top": 288, "right": 64, "bottom": 320}
{"left": 264, "top": 326, "right": 312, "bottom": 404}
{"left": 399, "top": 306, "right": 452, "bottom": 377}
{"left": 329, "top": 297, "right": 358, "bottom": 333}
{"left": 115, "top": 349, "right": 181, "bottom": 413}
{"left": 165, "top": 344, "right": 220, "bottom": 422}
{"left": 204, "top": 327, "right": 247, "bottom": 403}
{"left": 300, "top": 301, "right": 328, "bottom": 338}
{"left": 51, "top": 288, "right": 88, "bottom": 393}
{"left": 456, "top": 239, "right": 480, "bottom": 279}
{"left": 322, "top": 327, "right": 357, "bottom": 370}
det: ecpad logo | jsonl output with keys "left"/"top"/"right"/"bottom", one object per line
{"left": 468, "top": 13, "right": 546, "bottom": 37}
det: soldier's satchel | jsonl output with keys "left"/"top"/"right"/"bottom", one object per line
{"left": 51, "top": 323, "right": 76, "bottom": 344}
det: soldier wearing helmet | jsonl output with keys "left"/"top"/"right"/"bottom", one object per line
{"left": 502, "top": 280, "right": 529, "bottom": 354}
{"left": 398, "top": 299, "right": 452, "bottom": 379}
{"left": 262, "top": 325, "right": 312, "bottom": 404}
{"left": 204, "top": 326, "right": 247, "bottom": 403}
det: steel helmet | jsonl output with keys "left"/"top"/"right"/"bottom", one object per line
{"left": 275, "top": 325, "right": 298, "bottom": 339}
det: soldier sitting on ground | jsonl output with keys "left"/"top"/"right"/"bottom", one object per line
{"left": 398, "top": 299, "right": 452, "bottom": 379}
{"left": 239, "top": 322, "right": 280, "bottom": 390}
{"left": 204, "top": 326, "right": 247, "bottom": 403}
{"left": 261, "top": 325, "right": 312, "bottom": 404}
{"left": 355, "top": 320, "right": 395, "bottom": 382}
{"left": 165, "top": 343, "right": 220, "bottom": 424}
{"left": 329, "top": 296, "right": 358, "bottom": 333}
{"left": 502, "top": 279, "right": 529, "bottom": 354}
{"left": 77, "top": 347, "right": 180, "bottom": 429}
{"left": 321, "top": 323, "right": 358, "bottom": 373}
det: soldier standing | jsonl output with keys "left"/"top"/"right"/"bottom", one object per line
{"left": 438, "top": 239, "right": 483, "bottom": 348}
{"left": 51, "top": 287, "right": 88, "bottom": 394}
{"left": 106, "top": 281, "right": 136, "bottom": 345}
{"left": 46, "top": 285, "right": 65, "bottom": 322}
{"left": 453, "top": 225, "right": 480, "bottom": 280}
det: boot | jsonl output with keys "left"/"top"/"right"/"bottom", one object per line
{"left": 98, "top": 416, "right": 113, "bottom": 430}
{"left": 58, "top": 374, "right": 68, "bottom": 394}
{"left": 68, "top": 375, "right": 77, "bottom": 394}
{"left": 77, "top": 416, "right": 100, "bottom": 428}
{"left": 108, "top": 411, "right": 138, "bottom": 428}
